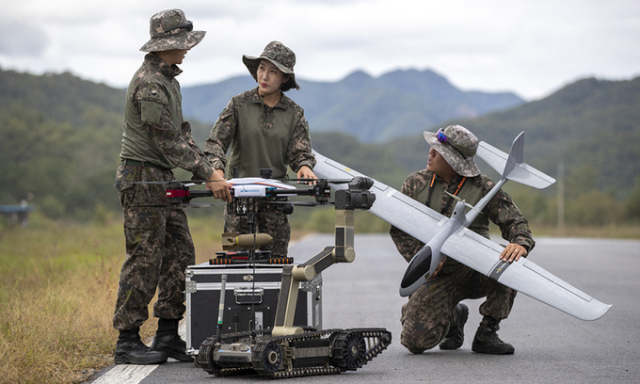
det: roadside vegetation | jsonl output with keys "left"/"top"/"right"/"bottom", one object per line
{"left": 0, "top": 212, "right": 225, "bottom": 384}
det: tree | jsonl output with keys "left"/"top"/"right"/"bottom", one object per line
{"left": 566, "top": 190, "right": 622, "bottom": 226}
{"left": 624, "top": 177, "right": 640, "bottom": 223}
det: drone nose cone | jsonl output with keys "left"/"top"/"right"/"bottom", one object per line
{"left": 399, "top": 246, "right": 433, "bottom": 296}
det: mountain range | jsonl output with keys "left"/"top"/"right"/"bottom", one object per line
{"left": 1, "top": 64, "right": 638, "bottom": 219}
{"left": 384, "top": 76, "right": 640, "bottom": 193}
{"left": 181, "top": 69, "right": 524, "bottom": 143}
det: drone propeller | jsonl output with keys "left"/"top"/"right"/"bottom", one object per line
{"left": 183, "top": 202, "right": 226, "bottom": 208}
{"left": 133, "top": 179, "right": 228, "bottom": 185}
{"left": 130, "top": 202, "right": 226, "bottom": 208}
{"left": 132, "top": 181, "right": 172, "bottom": 185}
{"left": 135, "top": 177, "right": 354, "bottom": 187}
{"left": 270, "top": 200, "right": 324, "bottom": 207}
{"left": 280, "top": 178, "right": 352, "bottom": 184}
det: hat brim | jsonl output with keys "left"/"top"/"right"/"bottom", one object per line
{"left": 242, "top": 54, "right": 300, "bottom": 90}
{"left": 140, "top": 30, "right": 206, "bottom": 52}
{"left": 423, "top": 132, "right": 481, "bottom": 177}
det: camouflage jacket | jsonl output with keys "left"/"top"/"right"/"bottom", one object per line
{"left": 390, "top": 169, "right": 535, "bottom": 263}
{"left": 204, "top": 87, "right": 315, "bottom": 179}
{"left": 119, "top": 53, "right": 213, "bottom": 180}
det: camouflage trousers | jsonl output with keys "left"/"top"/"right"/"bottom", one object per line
{"left": 112, "top": 164, "right": 195, "bottom": 331}
{"left": 400, "top": 260, "right": 517, "bottom": 354}
{"left": 224, "top": 198, "right": 290, "bottom": 257}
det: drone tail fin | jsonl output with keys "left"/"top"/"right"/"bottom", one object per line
{"left": 476, "top": 131, "right": 556, "bottom": 189}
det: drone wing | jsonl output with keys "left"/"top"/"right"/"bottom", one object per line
{"left": 441, "top": 228, "right": 611, "bottom": 321}
{"left": 312, "top": 150, "right": 611, "bottom": 321}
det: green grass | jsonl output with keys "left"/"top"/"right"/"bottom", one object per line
{"left": 0, "top": 212, "right": 225, "bottom": 384}
{"left": 0, "top": 213, "right": 122, "bottom": 384}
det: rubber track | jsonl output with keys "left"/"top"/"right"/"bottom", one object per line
{"left": 198, "top": 328, "right": 391, "bottom": 379}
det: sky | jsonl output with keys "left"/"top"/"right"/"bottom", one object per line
{"left": 2, "top": 0, "right": 640, "bottom": 100}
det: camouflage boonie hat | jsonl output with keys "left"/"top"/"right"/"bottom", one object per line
{"left": 140, "top": 9, "right": 205, "bottom": 52}
{"left": 243, "top": 41, "right": 300, "bottom": 91}
{"left": 423, "top": 125, "right": 481, "bottom": 177}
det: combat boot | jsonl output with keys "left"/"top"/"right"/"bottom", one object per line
{"left": 150, "top": 318, "right": 193, "bottom": 362}
{"left": 439, "top": 303, "right": 469, "bottom": 350}
{"left": 471, "top": 316, "right": 515, "bottom": 355}
{"left": 114, "top": 328, "right": 168, "bottom": 365}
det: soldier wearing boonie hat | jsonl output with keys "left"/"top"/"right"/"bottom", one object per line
{"left": 139, "top": 9, "right": 205, "bottom": 52}
{"left": 423, "top": 124, "right": 481, "bottom": 177}
{"left": 390, "top": 124, "right": 535, "bottom": 357}
{"left": 204, "top": 41, "right": 316, "bottom": 259}
{"left": 113, "top": 9, "right": 217, "bottom": 366}
{"left": 242, "top": 41, "right": 300, "bottom": 92}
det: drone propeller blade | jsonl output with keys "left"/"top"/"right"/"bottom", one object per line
{"left": 184, "top": 179, "right": 231, "bottom": 184}
{"left": 132, "top": 181, "right": 170, "bottom": 185}
{"left": 278, "top": 178, "right": 352, "bottom": 184}
{"left": 129, "top": 202, "right": 225, "bottom": 208}
{"left": 183, "top": 203, "right": 225, "bottom": 208}
{"left": 133, "top": 179, "right": 230, "bottom": 185}
{"left": 129, "top": 203, "right": 170, "bottom": 207}
{"left": 270, "top": 201, "right": 320, "bottom": 207}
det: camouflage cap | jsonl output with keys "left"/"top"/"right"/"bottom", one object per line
{"left": 423, "top": 125, "right": 481, "bottom": 177}
{"left": 139, "top": 9, "right": 205, "bottom": 53}
{"left": 243, "top": 41, "right": 300, "bottom": 91}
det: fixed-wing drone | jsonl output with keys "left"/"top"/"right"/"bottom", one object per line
{"left": 312, "top": 132, "right": 612, "bottom": 322}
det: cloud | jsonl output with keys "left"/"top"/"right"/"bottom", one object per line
{"left": 1, "top": 0, "right": 640, "bottom": 99}
{"left": 0, "top": 19, "right": 49, "bottom": 57}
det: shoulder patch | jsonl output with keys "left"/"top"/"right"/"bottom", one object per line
{"left": 140, "top": 84, "right": 167, "bottom": 125}
{"left": 140, "top": 84, "right": 168, "bottom": 104}
{"left": 219, "top": 107, "right": 233, "bottom": 120}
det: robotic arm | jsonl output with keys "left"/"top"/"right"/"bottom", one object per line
{"left": 272, "top": 177, "right": 375, "bottom": 336}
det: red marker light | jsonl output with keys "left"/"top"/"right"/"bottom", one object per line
{"left": 166, "top": 189, "right": 190, "bottom": 198}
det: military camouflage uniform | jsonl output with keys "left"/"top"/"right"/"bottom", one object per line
{"left": 390, "top": 169, "right": 534, "bottom": 353}
{"left": 113, "top": 52, "right": 214, "bottom": 331}
{"left": 204, "top": 42, "right": 315, "bottom": 257}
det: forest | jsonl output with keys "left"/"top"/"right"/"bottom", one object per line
{"left": 1, "top": 67, "right": 639, "bottom": 229}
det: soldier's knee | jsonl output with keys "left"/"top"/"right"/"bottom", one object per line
{"left": 401, "top": 326, "right": 443, "bottom": 353}
{"left": 401, "top": 336, "right": 426, "bottom": 354}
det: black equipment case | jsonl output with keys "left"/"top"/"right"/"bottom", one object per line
{"left": 185, "top": 262, "right": 323, "bottom": 355}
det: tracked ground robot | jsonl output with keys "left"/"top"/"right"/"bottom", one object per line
{"left": 167, "top": 176, "right": 391, "bottom": 378}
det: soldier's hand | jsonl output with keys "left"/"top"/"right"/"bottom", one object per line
{"left": 499, "top": 243, "right": 527, "bottom": 263}
{"left": 432, "top": 256, "right": 447, "bottom": 278}
{"left": 297, "top": 166, "right": 318, "bottom": 185}
{"left": 206, "top": 169, "right": 231, "bottom": 202}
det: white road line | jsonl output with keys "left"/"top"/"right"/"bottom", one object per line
{"left": 91, "top": 365, "right": 158, "bottom": 384}
{"left": 91, "top": 323, "right": 187, "bottom": 383}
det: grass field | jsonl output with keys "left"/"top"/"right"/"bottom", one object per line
{"left": 0, "top": 212, "right": 637, "bottom": 384}
{"left": 0, "top": 212, "right": 226, "bottom": 384}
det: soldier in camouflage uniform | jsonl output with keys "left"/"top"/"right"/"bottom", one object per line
{"left": 204, "top": 41, "right": 316, "bottom": 257}
{"left": 113, "top": 9, "right": 217, "bottom": 365}
{"left": 390, "top": 125, "right": 534, "bottom": 355}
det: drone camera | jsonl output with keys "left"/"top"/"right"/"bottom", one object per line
{"left": 334, "top": 177, "right": 376, "bottom": 210}
{"left": 349, "top": 176, "right": 374, "bottom": 191}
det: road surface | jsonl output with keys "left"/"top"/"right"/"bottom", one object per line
{"left": 88, "top": 234, "right": 639, "bottom": 384}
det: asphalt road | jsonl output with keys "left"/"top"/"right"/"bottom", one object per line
{"left": 89, "top": 234, "right": 640, "bottom": 384}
